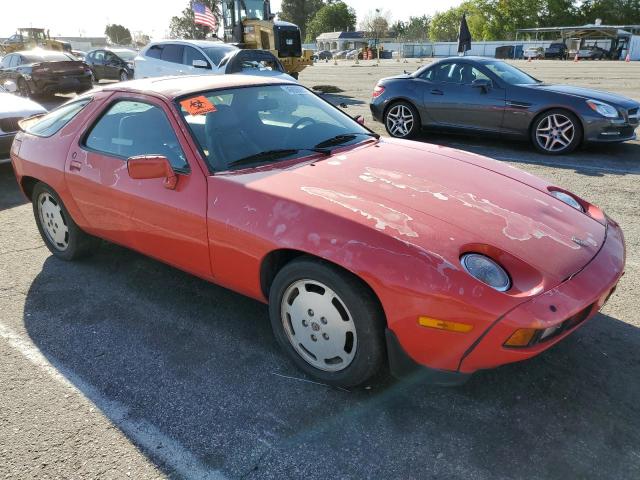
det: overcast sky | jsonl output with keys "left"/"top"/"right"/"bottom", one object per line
{"left": 0, "top": 0, "right": 462, "bottom": 38}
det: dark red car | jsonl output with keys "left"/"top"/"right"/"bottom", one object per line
{"left": 11, "top": 75, "right": 625, "bottom": 387}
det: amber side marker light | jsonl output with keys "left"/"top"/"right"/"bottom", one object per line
{"left": 418, "top": 317, "right": 474, "bottom": 333}
{"left": 504, "top": 328, "right": 537, "bottom": 347}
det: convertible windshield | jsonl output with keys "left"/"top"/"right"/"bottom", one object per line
{"left": 484, "top": 61, "right": 539, "bottom": 85}
{"left": 176, "top": 84, "right": 372, "bottom": 172}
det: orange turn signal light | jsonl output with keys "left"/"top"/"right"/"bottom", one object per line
{"left": 418, "top": 317, "right": 474, "bottom": 333}
{"left": 504, "top": 328, "right": 537, "bottom": 347}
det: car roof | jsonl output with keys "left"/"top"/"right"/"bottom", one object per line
{"left": 147, "top": 39, "right": 235, "bottom": 49}
{"left": 101, "top": 74, "right": 296, "bottom": 99}
{"left": 431, "top": 56, "right": 501, "bottom": 65}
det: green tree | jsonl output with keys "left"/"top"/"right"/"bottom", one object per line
{"left": 579, "top": 0, "right": 640, "bottom": 24}
{"left": 104, "top": 24, "right": 132, "bottom": 45}
{"left": 169, "top": 0, "right": 221, "bottom": 40}
{"left": 279, "top": 0, "right": 325, "bottom": 40}
{"left": 395, "top": 15, "right": 431, "bottom": 41}
{"left": 306, "top": 1, "right": 357, "bottom": 42}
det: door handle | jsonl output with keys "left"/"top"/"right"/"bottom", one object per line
{"left": 69, "top": 159, "right": 82, "bottom": 171}
{"left": 430, "top": 89, "right": 444, "bottom": 95}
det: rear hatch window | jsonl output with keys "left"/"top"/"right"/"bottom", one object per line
{"left": 22, "top": 99, "right": 91, "bottom": 137}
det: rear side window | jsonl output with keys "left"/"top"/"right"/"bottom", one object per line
{"left": 161, "top": 44, "right": 184, "bottom": 64}
{"left": 26, "top": 99, "right": 90, "bottom": 137}
{"left": 184, "top": 46, "right": 208, "bottom": 67}
{"left": 84, "top": 100, "right": 188, "bottom": 171}
{"left": 146, "top": 45, "right": 163, "bottom": 59}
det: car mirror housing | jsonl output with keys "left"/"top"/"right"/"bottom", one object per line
{"left": 127, "top": 155, "right": 177, "bottom": 190}
{"left": 472, "top": 78, "right": 492, "bottom": 92}
{"left": 192, "top": 59, "right": 210, "bottom": 69}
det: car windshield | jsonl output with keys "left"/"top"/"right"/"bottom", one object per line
{"left": 113, "top": 50, "right": 136, "bottom": 60}
{"left": 176, "top": 84, "right": 373, "bottom": 172}
{"left": 202, "top": 45, "right": 238, "bottom": 65}
{"left": 483, "top": 61, "right": 539, "bottom": 85}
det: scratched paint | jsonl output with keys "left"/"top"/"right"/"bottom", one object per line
{"left": 301, "top": 186, "right": 418, "bottom": 238}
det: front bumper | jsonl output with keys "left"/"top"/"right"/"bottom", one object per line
{"left": 583, "top": 109, "right": 639, "bottom": 143}
{"left": 389, "top": 217, "right": 625, "bottom": 381}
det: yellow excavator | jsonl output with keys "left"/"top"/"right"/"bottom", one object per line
{"left": 0, "top": 28, "right": 72, "bottom": 55}
{"left": 221, "top": 0, "right": 312, "bottom": 79}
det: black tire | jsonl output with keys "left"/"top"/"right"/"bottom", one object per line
{"left": 530, "top": 108, "right": 582, "bottom": 155}
{"left": 90, "top": 70, "right": 98, "bottom": 84}
{"left": 383, "top": 100, "right": 420, "bottom": 139}
{"left": 32, "top": 182, "right": 99, "bottom": 261}
{"left": 17, "top": 77, "right": 31, "bottom": 98}
{"left": 268, "top": 257, "right": 386, "bottom": 388}
{"left": 119, "top": 70, "right": 128, "bottom": 81}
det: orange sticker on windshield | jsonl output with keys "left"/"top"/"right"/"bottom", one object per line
{"left": 180, "top": 96, "right": 217, "bottom": 115}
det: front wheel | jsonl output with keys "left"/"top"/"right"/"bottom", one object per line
{"left": 32, "top": 182, "right": 99, "bottom": 260}
{"left": 384, "top": 101, "right": 420, "bottom": 139}
{"left": 119, "top": 70, "right": 129, "bottom": 81}
{"left": 17, "top": 78, "right": 31, "bottom": 97}
{"left": 531, "top": 109, "right": 582, "bottom": 155}
{"left": 269, "top": 258, "right": 386, "bottom": 388}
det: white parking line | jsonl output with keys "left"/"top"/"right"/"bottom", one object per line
{"left": 0, "top": 321, "right": 227, "bottom": 480}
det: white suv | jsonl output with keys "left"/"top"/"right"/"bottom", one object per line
{"left": 134, "top": 40, "right": 293, "bottom": 80}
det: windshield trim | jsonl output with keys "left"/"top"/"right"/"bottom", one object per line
{"left": 173, "top": 83, "right": 377, "bottom": 175}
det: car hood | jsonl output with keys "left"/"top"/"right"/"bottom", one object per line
{"left": 0, "top": 92, "right": 46, "bottom": 117}
{"left": 279, "top": 139, "right": 605, "bottom": 283}
{"left": 525, "top": 83, "right": 639, "bottom": 107}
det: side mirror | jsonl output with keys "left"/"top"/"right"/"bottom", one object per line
{"left": 472, "top": 78, "right": 492, "bottom": 92}
{"left": 192, "top": 59, "right": 210, "bottom": 69}
{"left": 127, "top": 155, "right": 177, "bottom": 190}
{"left": 354, "top": 115, "right": 365, "bottom": 125}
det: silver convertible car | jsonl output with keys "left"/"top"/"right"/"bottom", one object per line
{"left": 370, "top": 57, "right": 640, "bottom": 155}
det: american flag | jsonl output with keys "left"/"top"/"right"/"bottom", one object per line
{"left": 192, "top": 3, "right": 217, "bottom": 30}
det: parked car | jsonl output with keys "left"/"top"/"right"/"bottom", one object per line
{"left": 0, "top": 84, "right": 46, "bottom": 158}
{"left": 11, "top": 75, "right": 625, "bottom": 387}
{"left": 71, "top": 50, "right": 87, "bottom": 60}
{"left": 134, "top": 40, "right": 291, "bottom": 80}
{"left": 84, "top": 48, "right": 136, "bottom": 82}
{"left": 523, "top": 46, "right": 544, "bottom": 59}
{"left": 333, "top": 50, "right": 349, "bottom": 59}
{"left": 0, "top": 49, "right": 92, "bottom": 97}
{"left": 370, "top": 56, "right": 640, "bottom": 154}
{"left": 544, "top": 42, "right": 568, "bottom": 59}
{"left": 577, "top": 45, "right": 607, "bottom": 60}
{"left": 312, "top": 50, "right": 332, "bottom": 61}
{"left": 345, "top": 49, "right": 360, "bottom": 60}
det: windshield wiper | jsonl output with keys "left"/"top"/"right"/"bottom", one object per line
{"left": 228, "top": 148, "right": 330, "bottom": 169}
{"left": 314, "top": 132, "right": 379, "bottom": 149}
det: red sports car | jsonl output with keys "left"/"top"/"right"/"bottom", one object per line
{"left": 11, "top": 75, "right": 625, "bottom": 388}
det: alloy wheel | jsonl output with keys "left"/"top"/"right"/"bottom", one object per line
{"left": 386, "top": 104, "right": 414, "bottom": 138}
{"left": 280, "top": 279, "right": 357, "bottom": 372}
{"left": 120, "top": 71, "right": 128, "bottom": 81}
{"left": 37, "top": 192, "right": 69, "bottom": 251}
{"left": 535, "top": 113, "right": 575, "bottom": 152}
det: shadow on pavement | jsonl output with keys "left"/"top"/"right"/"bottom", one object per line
{"left": 0, "top": 162, "right": 27, "bottom": 211}
{"left": 23, "top": 248, "right": 640, "bottom": 479}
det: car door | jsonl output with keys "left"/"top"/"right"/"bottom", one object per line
{"left": 182, "top": 45, "right": 212, "bottom": 75}
{"left": 66, "top": 93, "right": 211, "bottom": 278}
{"left": 0, "top": 54, "right": 15, "bottom": 84}
{"left": 159, "top": 43, "right": 185, "bottom": 76}
{"left": 103, "top": 51, "right": 120, "bottom": 79}
{"left": 92, "top": 50, "right": 106, "bottom": 79}
{"left": 421, "top": 61, "right": 505, "bottom": 132}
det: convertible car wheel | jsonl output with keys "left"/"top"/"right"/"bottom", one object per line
{"left": 32, "top": 182, "right": 98, "bottom": 261}
{"left": 269, "top": 258, "right": 385, "bottom": 388}
{"left": 384, "top": 101, "right": 419, "bottom": 139}
{"left": 531, "top": 109, "right": 582, "bottom": 155}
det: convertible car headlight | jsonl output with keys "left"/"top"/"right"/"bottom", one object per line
{"left": 586, "top": 99, "right": 619, "bottom": 118}
{"left": 550, "top": 190, "right": 584, "bottom": 212}
{"left": 461, "top": 253, "right": 511, "bottom": 292}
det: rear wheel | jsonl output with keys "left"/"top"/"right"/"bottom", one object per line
{"left": 384, "top": 101, "right": 420, "bottom": 139}
{"left": 531, "top": 109, "right": 582, "bottom": 155}
{"left": 269, "top": 257, "right": 386, "bottom": 388}
{"left": 32, "top": 182, "right": 99, "bottom": 261}
{"left": 17, "top": 78, "right": 31, "bottom": 98}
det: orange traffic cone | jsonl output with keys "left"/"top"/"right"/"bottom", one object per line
{"left": 574, "top": 52, "right": 579, "bottom": 62}
{"left": 625, "top": 52, "right": 631, "bottom": 62}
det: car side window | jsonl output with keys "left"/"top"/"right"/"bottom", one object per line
{"left": 161, "top": 44, "right": 184, "bottom": 64}
{"left": 146, "top": 45, "right": 163, "bottom": 59}
{"left": 9, "top": 55, "right": 20, "bottom": 68}
{"left": 94, "top": 50, "right": 105, "bottom": 61}
{"left": 84, "top": 100, "right": 189, "bottom": 171}
{"left": 104, "top": 52, "right": 116, "bottom": 63}
{"left": 184, "top": 46, "right": 208, "bottom": 67}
